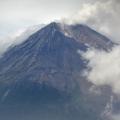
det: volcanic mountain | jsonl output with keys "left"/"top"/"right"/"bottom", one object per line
{"left": 0, "top": 22, "right": 114, "bottom": 120}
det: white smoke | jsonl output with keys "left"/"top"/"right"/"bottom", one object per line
{"left": 63, "top": 0, "right": 120, "bottom": 43}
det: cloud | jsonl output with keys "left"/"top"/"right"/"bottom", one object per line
{"left": 64, "top": 0, "right": 120, "bottom": 43}
{"left": 80, "top": 45, "right": 120, "bottom": 119}
{"left": 80, "top": 46, "right": 120, "bottom": 95}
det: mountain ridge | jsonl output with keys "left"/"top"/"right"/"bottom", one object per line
{"left": 6, "top": 22, "right": 113, "bottom": 52}
{"left": 0, "top": 22, "right": 115, "bottom": 120}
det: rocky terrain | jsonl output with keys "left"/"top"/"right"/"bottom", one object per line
{"left": 0, "top": 22, "right": 115, "bottom": 120}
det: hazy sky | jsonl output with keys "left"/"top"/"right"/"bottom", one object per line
{"left": 0, "top": 0, "right": 84, "bottom": 37}
{"left": 0, "top": 0, "right": 120, "bottom": 43}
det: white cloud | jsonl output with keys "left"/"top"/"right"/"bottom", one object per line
{"left": 80, "top": 45, "right": 120, "bottom": 119}
{"left": 81, "top": 46, "right": 120, "bottom": 95}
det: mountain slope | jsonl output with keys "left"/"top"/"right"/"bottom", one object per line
{"left": 0, "top": 22, "right": 114, "bottom": 120}
{"left": 59, "top": 23, "right": 114, "bottom": 50}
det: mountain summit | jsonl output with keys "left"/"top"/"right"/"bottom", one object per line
{"left": 0, "top": 22, "right": 114, "bottom": 120}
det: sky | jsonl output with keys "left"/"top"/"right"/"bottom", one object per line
{"left": 0, "top": 0, "right": 83, "bottom": 37}
{"left": 0, "top": 0, "right": 120, "bottom": 43}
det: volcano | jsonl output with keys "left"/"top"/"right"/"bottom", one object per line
{"left": 0, "top": 22, "right": 114, "bottom": 120}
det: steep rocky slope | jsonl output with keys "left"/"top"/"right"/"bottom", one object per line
{"left": 0, "top": 22, "right": 114, "bottom": 120}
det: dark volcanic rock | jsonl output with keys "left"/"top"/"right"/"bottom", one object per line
{"left": 0, "top": 22, "right": 114, "bottom": 120}
{"left": 59, "top": 23, "right": 114, "bottom": 50}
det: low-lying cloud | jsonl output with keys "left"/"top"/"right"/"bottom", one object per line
{"left": 80, "top": 45, "right": 120, "bottom": 120}
{"left": 81, "top": 46, "right": 120, "bottom": 95}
